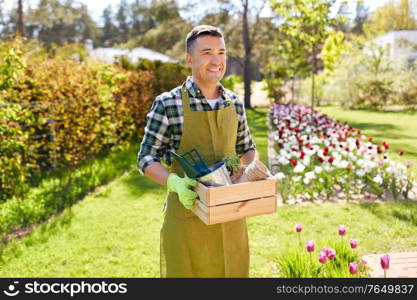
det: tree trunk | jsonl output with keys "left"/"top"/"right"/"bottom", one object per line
{"left": 17, "top": 0, "right": 24, "bottom": 37}
{"left": 242, "top": 0, "right": 252, "bottom": 109}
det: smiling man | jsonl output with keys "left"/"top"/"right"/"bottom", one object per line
{"left": 137, "top": 25, "right": 257, "bottom": 278}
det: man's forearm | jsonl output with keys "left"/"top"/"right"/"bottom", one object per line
{"left": 240, "top": 149, "right": 257, "bottom": 166}
{"left": 143, "top": 162, "right": 171, "bottom": 186}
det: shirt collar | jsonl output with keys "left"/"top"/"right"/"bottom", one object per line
{"left": 185, "top": 76, "right": 227, "bottom": 100}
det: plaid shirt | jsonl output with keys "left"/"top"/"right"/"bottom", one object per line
{"left": 137, "top": 76, "right": 256, "bottom": 175}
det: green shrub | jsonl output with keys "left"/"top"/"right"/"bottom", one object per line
{"left": 0, "top": 38, "right": 189, "bottom": 234}
{"left": 221, "top": 74, "right": 243, "bottom": 91}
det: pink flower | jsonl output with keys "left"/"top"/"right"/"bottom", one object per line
{"left": 319, "top": 252, "right": 327, "bottom": 264}
{"left": 295, "top": 224, "right": 303, "bottom": 233}
{"left": 350, "top": 239, "right": 358, "bottom": 249}
{"left": 407, "top": 161, "right": 414, "bottom": 168}
{"left": 306, "top": 240, "right": 315, "bottom": 252}
{"left": 359, "top": 259, "right": 367, "bottom": 266}
{"left": 327, "top": 248, "right": 336, "bottom": 260}
{"left": 349, "top": 262, "right": 358, "bottom": 275}
{"left": 380, "top": 254, "right": 390, "bottom": 270}
{"left": 338, "top": 225, "right": 346, "bottom": 236}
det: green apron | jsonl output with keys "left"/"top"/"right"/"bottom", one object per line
{"left": 160, "top": 83, "right": 249, "bottom": 278}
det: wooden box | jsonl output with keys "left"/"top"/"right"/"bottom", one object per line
{"left": 192, "top": 178, "right": 277, "bottom": 225}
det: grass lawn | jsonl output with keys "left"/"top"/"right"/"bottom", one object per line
{"left": 0, "top": 107, "right": 416, "bottom": 277}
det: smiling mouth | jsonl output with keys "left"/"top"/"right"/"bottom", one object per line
{"left": 207, "top": 68, "right": 222, "bottom": 73}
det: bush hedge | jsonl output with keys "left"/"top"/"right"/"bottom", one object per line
{"left": 0, "top": 38, "right": 189, "bottom": 236}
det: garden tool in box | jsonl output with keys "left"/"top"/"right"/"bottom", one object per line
{"left": 170, "top": 148, "right": 232, "bottom": 187}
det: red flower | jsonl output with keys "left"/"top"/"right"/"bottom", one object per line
{"left": 291, "top": 159, "right": 298, "bottom": 166}
{"left": 368, "top": 137, "right": 373, "bottom": 142}
{"left": 344, "top": 146, "right": 350, "bottom": 152}
{"left": 399, "top": 151, "right": 404, "bottom": 156}
{"left": 328, "top": 157, "right": 335, "bottom": 164}
{"left": 377, "top": 146, "right": 382, "bottom": 154}
{"left": 318, "top": 156, "right": 324, "bottom": 163}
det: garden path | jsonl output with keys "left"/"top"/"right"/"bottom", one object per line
{"left": 362, "top": 252, "right": 417, "bottom": 278}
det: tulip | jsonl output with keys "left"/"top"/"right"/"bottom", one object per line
{"left": 338, "top": 225, "right": 346, "bottom": 236}
{"left": 319, "top": 252, "right": 327, "bottom": 264}
{"left": 350, "top": 239, "right": 357, "bottom": 249}
{"left": 349, "top": 262, "right": 358, "bottom": 275}
{"left": 399, "top": 151, "right": 404, "bottom": 156}
{"left": 327, "top": 248, "right": 336, "bottom": 260}
{"left": 380, "top": 254, "right": 390, "bottom": 278}
{"left": 359, "top": 259, "right": 367, "bottom": 266}
{"left": 295, "top": 224, "right": 303, "bottom": 233}
{"left": 380, "top": 254, "right": 390, "bottom": 269}
{"left": 306, "top": 240, "right": 315, "bottom": 252}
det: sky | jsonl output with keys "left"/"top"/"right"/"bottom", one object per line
{"left": 2, "top": 0, "right": 393, "bottom": 26}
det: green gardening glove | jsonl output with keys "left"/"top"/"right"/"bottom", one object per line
{"left": 167, "top": 173, "right": 199, "bottom": 209}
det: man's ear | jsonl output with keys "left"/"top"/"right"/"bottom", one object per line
{"left": 185, "top": 53, "right": 192, "bottom": 64}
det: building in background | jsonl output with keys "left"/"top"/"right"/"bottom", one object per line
{"left": 85, "top": 39, "right": 177, "bottom": 64}
{"left": 373, "top": 30, "right": 417, "bottom": 66}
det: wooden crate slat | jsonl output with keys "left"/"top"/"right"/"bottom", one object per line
{"left": 193, "top": 196, "right": 276, "bottom": 225}
{"left": 194, "top": 178, "right": 276, "bottom": 206}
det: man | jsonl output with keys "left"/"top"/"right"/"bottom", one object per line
{"left": 137, "top": 25, "right": 257, "bottom": 278}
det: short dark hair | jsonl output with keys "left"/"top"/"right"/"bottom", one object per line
{"left": 185, "top": 25, "right": 223, "bottom": 54}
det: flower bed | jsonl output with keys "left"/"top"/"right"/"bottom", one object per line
{"left": 269, "top": 104, "right": 415, "bottom": 203}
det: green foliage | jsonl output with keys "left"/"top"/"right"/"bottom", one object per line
{"left": 277, "top": 239, "right": 368, "bottom": 278}
{"left": 0, "top": 37, "right": 26, "bottom": 91}
{"left": 133, "top": 58, "right": 190, "bottom": 94}
{"left": 221, "top": 74, "right": 243, "bottom": 91}
{"left": 315, "top": 37, "right": 417, "bottom": 110}
{"left": 0, "top": 37, "right": 186, "bottom": 210}
{"left": 269, "top": 0, "right": 342, "bottom": 106}
{"left": 222, "top": 154, "right": 241, "bottom": 175}
{"left": 364, "top": 0, "right": 417, "bottom": 36}
{"left": 321, "top": 30, "right": 345, "bottom": 73}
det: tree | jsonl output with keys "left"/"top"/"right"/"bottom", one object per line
{"left": 351, "top": 1, "right": 369, "bottom": 34}
{"left": 240, "top": 0, "right": 267, "bottom": 109}
{"left": 99, "top": 5, "right": 117, "bottom": 46}
{"left": 21, "top": 0, "right": 99, "bottom": 46}
{"left": 123, "top": 0, "right": 192, "bottom": 59}
{"left": 270, "top": 0, "right": 340, "bottom": 108}
{"left": 116, "top": 0, "right": 130, "bottom": 44}
{"left": 17, "top": 0, "right": 24, "bottom": 36}
{"left": 365, "top": 0, "right": 417, "bottom": 35}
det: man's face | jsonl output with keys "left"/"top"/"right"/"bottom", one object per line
{"left": 185, "top": 35, "right": 227, "bottom": 85}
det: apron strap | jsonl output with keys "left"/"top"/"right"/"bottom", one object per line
{"left": 181, "top": 83, "right": 192, "bottom": 113}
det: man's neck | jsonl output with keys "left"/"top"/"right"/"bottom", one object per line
{"left": 192, "top": 77, "right": 220, "bottom": 99}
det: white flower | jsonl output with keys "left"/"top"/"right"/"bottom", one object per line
{"left": 273, "top": 172, "right": 285, "bottom": 180}
{"left": 305, "top": 171, "right": 315, "bottom": 180}
{"left": 294, "top": 163, "right": 306, "bottom": 173}
{"left": 293, "top": 176, "right": 301, "bottom": 182}
{"left": 339, "top": 160, "right": 349, "bottom": 168}
{"left": 373, "top": 174, "right": 383, "bottom": 184}
{"left": 314, "top": 166, "right": 323, "bottom": 173}
{"left": 303, "top": 177, "right": 310, "bottom": 185}
{"left": 278, "top": 156, "right": 290, "bottom": 165}
{"left": 356, "top": 169, "right": 365, "bottom": 177}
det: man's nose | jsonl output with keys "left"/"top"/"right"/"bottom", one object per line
{"left": 210, "top": 54, "right": 222, "bottom": 64}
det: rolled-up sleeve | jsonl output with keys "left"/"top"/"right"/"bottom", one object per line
{"left": 235, "top": 100, "right": 256, "bottom": 156}
{"left": 137, "top": 97, "right": 171, "bottom": 175}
